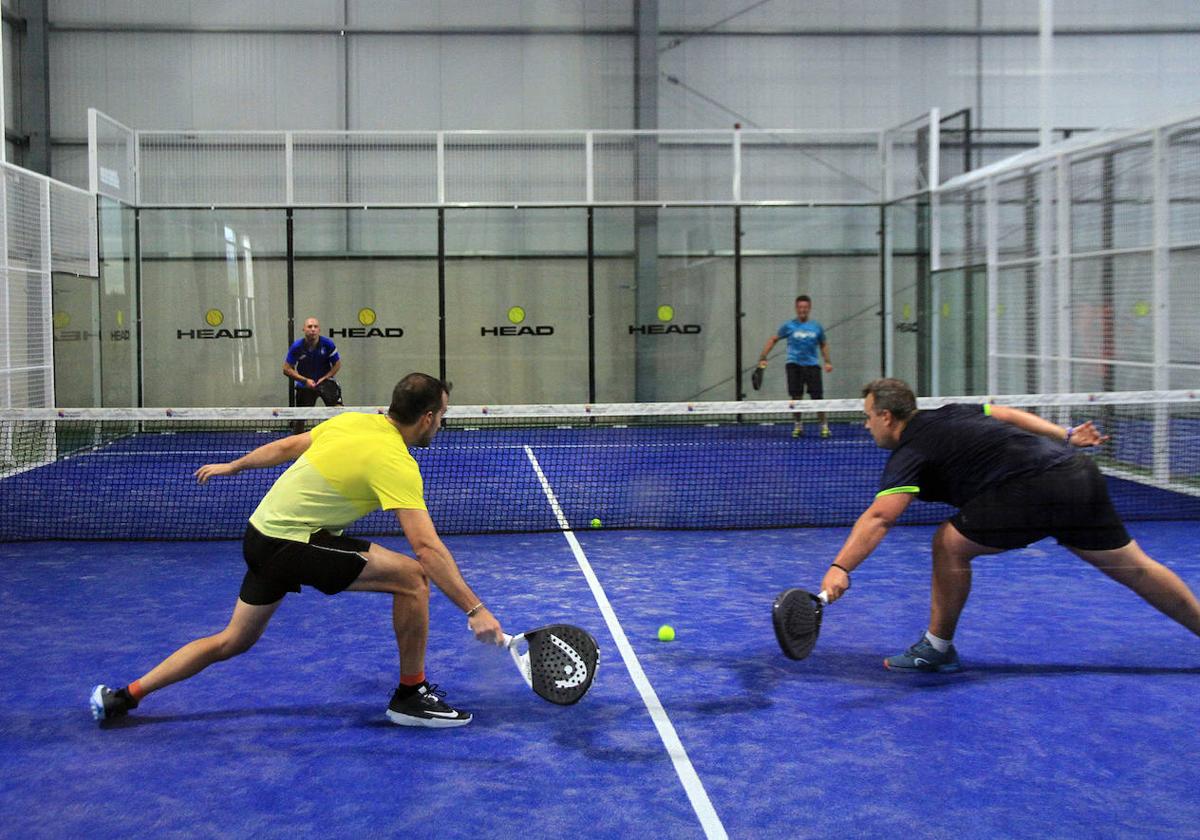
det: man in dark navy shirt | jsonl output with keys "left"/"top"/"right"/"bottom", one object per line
{"left": 818, "top": 377, "right": 1200, "bottom": 672}
{"left": 284, "top": 317, "right": 342, "bottom": 433}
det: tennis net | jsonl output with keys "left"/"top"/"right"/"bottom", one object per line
{"left": 1, "top": 392, "right": 1198, "bottom": 541}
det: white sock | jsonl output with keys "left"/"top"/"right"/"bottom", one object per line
{"left": 924, "top": 631, "right": 952, "bottom": 653}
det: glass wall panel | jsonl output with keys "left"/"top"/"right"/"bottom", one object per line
{"left": 642, "top": 207, "right": 735, "bottom": 402}
{"left": 139, "top": 210, "right": 287, "bottom": 406}
{"left": 51, "top": 272, "right": 100, "bottom": 407}
{"left": 593, "top": 208, "right": 636, "bottom": 402}
{"left": 293, "top": 210, "right": 438, "bottom": 407}
{"left": 444, "top": 209, "right": 589, "bottom": 404}
{"left": 741, "top": 205, "right": 882, "bottom": 401}
{"left": 98, "top": 198, "right": 138, "bottom": 405}
{"left": 930, "top": 266, "right": 987, "bottom": 395}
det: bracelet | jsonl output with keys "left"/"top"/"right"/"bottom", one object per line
{"left": 465, "top": 602, "right": 485, "bottom": 618}
{"left": 830, "top": 562, "right": 851, "bottom": 575}
{"left": 1065, "top": 426, "right": 1075, "bottom": 443}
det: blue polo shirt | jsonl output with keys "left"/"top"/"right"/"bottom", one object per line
{"left": 878, "top": 404, "right": 1075, "bottom": 507}
{"left": 777, "top": 319, "right": 826, "bottom": 366}
{"left": 285, "top": 336, "right": 340, "bottom": 388}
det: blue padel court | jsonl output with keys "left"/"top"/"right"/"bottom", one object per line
{"left": 2, "top": 521, "right": 1199, "bottom": 838}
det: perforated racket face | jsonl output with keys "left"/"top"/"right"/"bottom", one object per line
{"left": 772, "top": 589, "right": 823, "bottom": 660}
{"left": 524, "top": 624, "right": 599, "bottom": 705}
{"left": 317, "top": 380, "right": 342, "bottom": 404}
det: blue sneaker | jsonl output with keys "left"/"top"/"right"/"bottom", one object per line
{"left": 883, "top": 636, "right": 962, "bottom": 673}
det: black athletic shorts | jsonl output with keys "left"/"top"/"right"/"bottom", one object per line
{"left": 786, "top": 363, "right": 823, "bottom": 399}
{"left": 239, "top": 523, "right": 370, "bottom": 606}
{"left": 950, "top": 454, "right": 1131, "bottom": 551}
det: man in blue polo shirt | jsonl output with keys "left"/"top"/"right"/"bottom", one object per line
{"left": 816, "top": 377, "right": 1200, "bottom": 672}
{"left": 284, "top": 317, "right": 343, "bottom": 433}
{"left": 757, "top": 295, "right": 833, "bottom": 438}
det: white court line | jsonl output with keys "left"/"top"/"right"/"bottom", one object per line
{"left": 523, "top": 444, "right": 728, "bottom": 840}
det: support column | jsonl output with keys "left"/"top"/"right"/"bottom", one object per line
{"left": 633, "top": 0, "right": 659, "bottom": 400}
{"left": 18, "top": 0, "right": 51, "bottom": 174}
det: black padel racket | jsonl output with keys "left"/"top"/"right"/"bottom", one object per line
{"left": 751, "top": 365, "right": 764, "bottom": 391}
{"left": 503, "top": 624, "right": 599, "bottom": 705}
{"left": 772, "top": 589, "right": 829, "bottom": 660}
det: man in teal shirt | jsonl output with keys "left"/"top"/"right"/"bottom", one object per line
{"left": 757, "top": 295, "right": 834, "bottom": 437}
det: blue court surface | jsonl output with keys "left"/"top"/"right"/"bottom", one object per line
{"left": 2, "top": 522, "right": 1199, "bottom": 839}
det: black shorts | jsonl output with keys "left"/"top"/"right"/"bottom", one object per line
{"left": 951, "top": 454, "right": 1131, "bottom": 551}
{"left": 239, "top": 524, "right": 370, "bottom": 606}
{"left": 786, "top": 364, "right": 823, "bottom": 400}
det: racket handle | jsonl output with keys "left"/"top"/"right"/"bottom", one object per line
{"left": 817, "top": 590, "right": 829, "bottom": 605}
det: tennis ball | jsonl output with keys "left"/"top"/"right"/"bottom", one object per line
{"left": 590, "top": 517, "right": 602, "bottom": 529}
{"left": 657, "top": 624, "right": 675, "bottom": 642}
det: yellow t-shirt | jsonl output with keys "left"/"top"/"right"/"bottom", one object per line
{"left": 249, "top": 412, "right": 426, "bottom": 542}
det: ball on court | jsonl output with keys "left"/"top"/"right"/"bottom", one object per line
{"left": 590, "top": 518, "right": 602, "bottom": 529}
{"left": 657, "top": 624, "right": 675, "bottom": 642}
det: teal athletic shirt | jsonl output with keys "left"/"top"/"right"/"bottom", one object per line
{"left": 776, "top": 319, "right": 826, "bottom": 366}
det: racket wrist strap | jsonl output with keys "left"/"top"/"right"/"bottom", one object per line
{"left": 465, "top": 602, "right": 485, "bottom": 618}
{"left": 1064, "top": 426, "right": 1075, "bottom": 442}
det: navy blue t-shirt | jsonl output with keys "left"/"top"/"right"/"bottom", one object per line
{"left": 285, "top": 336, "right": 340, "bottom": 388}
{"left": 878, "top": 404, "right": 1075, "bottom": 508}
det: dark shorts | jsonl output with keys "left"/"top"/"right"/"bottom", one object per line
{"left": 239, "top": 524, "right": 370, "bottom": 606}
{"left": 951, "top": 454, "right": 1131, "bottom": 551}
{"left": 786, "top": 364, "right": 823, "bottom": 400}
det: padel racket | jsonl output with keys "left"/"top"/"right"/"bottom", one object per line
{"left": 751, "top": 364, "right": 765, "bottom": 391}
{"left": 316, "top": 379, "right": 342, "bottom": 405}
{"left": 503, "top": 624, "right": 599, "bottom": 705}
{"left": 772, "top": 589, "right": 829, "bottom": 660}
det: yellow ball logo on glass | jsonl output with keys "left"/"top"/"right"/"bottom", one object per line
{"left": 1133, "top": 301, "right": 1150, "bottom": 318}
{"left": 116, "top": 309, "right": 125, "bottom": 327}
{"left": 657, "top": 305, "right": 675, "bottom": 322}
{"left": 205, "top": 309, "right": 224, "bottom": 327}
{"left": 53, "top": 312, "right": 71, "bottom": 329}
{"left": 358, "top": 307, "right": 377, "bottom": 326}
{"left": 507, "top": 306, "right": 526, "bottom": 324}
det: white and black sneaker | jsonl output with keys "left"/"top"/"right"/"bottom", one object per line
{"left": 90, "top": 684, "right": 137, "bottom": 722}
{"left": 385, "top": 682, "right": 472, "bottom": 728}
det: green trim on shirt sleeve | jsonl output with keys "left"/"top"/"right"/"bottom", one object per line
{"left": 876, "top": 486, "right": 919, "bottom": 498}
{"left": 983, "top": 403, "right": 993, "bottom": 416}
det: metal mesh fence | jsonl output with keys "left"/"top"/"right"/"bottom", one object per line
{"left": 932, "top": 111, "right": 1200, "bottom": 396}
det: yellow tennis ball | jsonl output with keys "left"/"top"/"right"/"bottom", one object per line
{"left": 590, "top": 518, "right": 602, "bottom": 529}
{"left": 657, "top": 624, "right": 675, "bottom": 642}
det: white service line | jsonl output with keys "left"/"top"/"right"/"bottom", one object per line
{"left": 522, "top": 445, "right": 728, "bottom": 840}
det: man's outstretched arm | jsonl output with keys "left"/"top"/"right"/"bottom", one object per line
{"left": 195, "top": 433, "right": 312, "bottom": 483}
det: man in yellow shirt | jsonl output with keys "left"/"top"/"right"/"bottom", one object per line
{"left": 90, "top": 373, "right": 502, "bottom": 728}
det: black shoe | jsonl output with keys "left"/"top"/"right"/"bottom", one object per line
{"left": 90, "top": 685, "right": 137, "bottom": 721}
{"left": 386, "top": 682, "right": 472, "bottom": 728}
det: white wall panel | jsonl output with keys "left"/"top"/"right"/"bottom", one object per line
{"left": 983, "top": 1, "right": 1200, "bottom": 28}
{"left": 661, "top": 35, "right": 976, "bottom": 129}
{"left": 188, "top": 33, "right": 342, "bottom": 128}
{"left": 982, "top": 34, "right": 1200, "bottom": 130}
{"left": 50, "top": 0, "right": 343, "bottom": 27}
{"left": 349, "top": 0, "right": 632, "bottom": 29}
{"left": 661, "top": 0, "right": 977, "bottom": 29}
{"left": 51, "top": 31, "right": 342, "bottom": 136}
{"left": 348, "top": 37, "right": 444, "bottom": 129}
